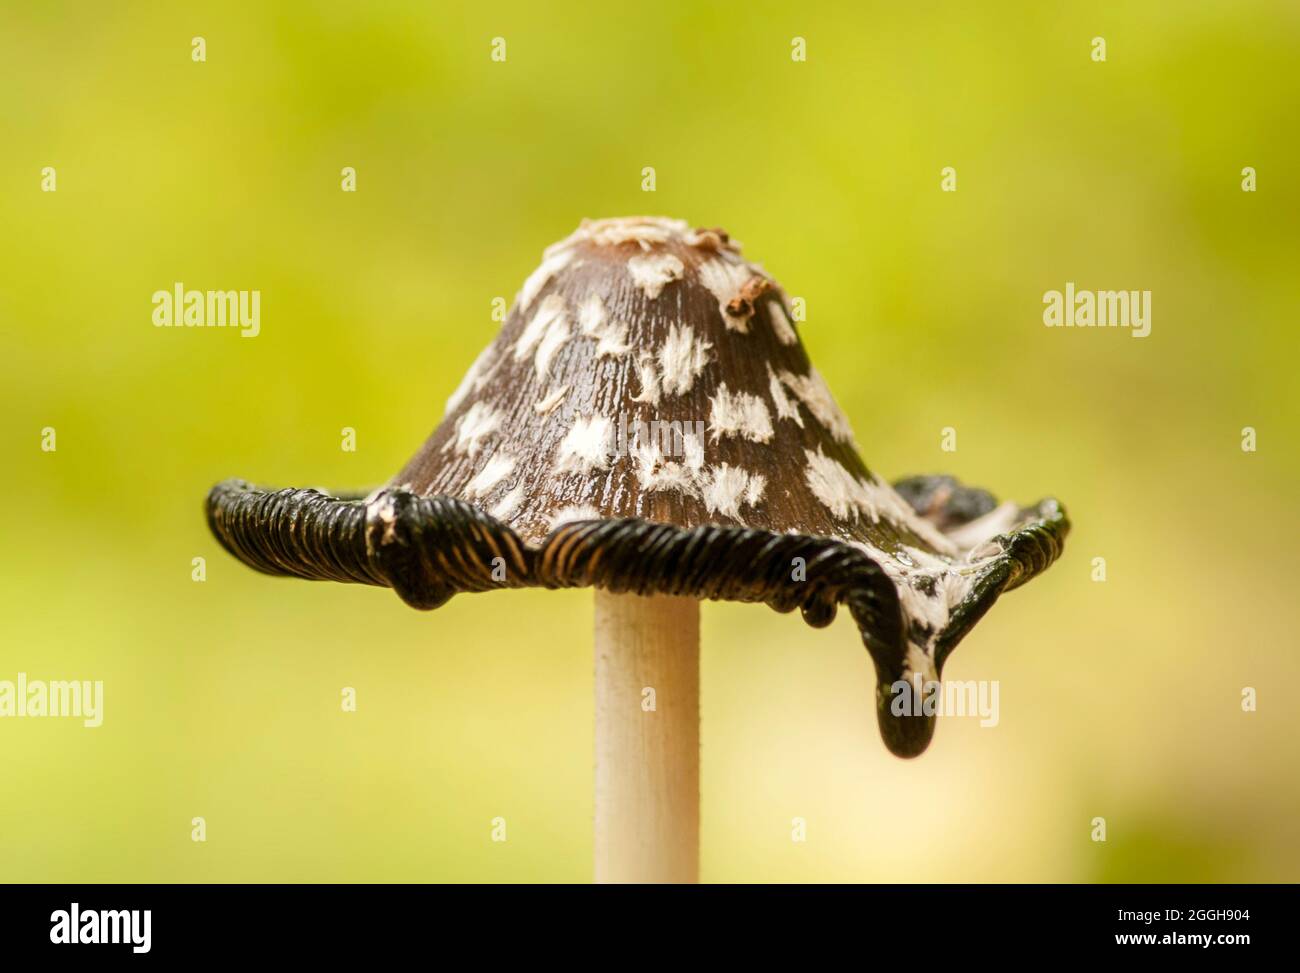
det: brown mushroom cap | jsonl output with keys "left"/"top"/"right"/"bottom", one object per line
{"left": 207, "top": 216, "right": 1069, "bottom": 757}
{"left": 397, "top": 217, "right": 948, "bottom": 548}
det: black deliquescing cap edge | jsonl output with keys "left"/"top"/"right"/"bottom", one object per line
{"left": 206, "top": 477, "right": 1068, "bottom": 757}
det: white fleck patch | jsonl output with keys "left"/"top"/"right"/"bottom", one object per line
{"left": 595, "top": 320, "right": 631, "bottom": 357}
{"left": 743, "top": 473, "right": 766, "bottom": 507}
{"left": 780, "top": 368, "right": 855, "bottom": 444}
{"left": 696, "top": 259, "right": 754, "bottom": 332}
{"left": 490, "top": 483, "right": 526, "bottom": 521}
{"left": 967, "top": 540, "right": 1003, "bottom": 563}
{"left": 658, "top": 324, "right": 712, "bottom": 396}
{"left": 630, "top": 354, "right": 661, "bottom": 405}
{"left": 899, "top": 581, "right": 949, "bottom": 640}
{"left": 628, "top": 427, "right": 712, "bottom": 499}
{"left": 548, "top": 504, "right": 603, "bottom": 529}
{"left": 767, "top": 298, "right": 798, "bottom": 345}
{"left": 864, "top": 475, "right": 958, "bottom": 555}
{"left": 947, "top": 500, "right": 1020, "bottom": 553}
{"left": 854, "top": 536, "right": 979, "bottom": 650}
{"left": 631, "top": 438, "right": 697, "bottom": 495}
{"left": 445, "top": 344, "right": 499, "bottom": 416}
{"left": 534, "top": 385, "right": 569, "bottom": 415}
{"left": 519, "top": 249, "right": 573, "bottom": 311}
{"left": 366, "top": 494, "right": 399, "bottom": 551}
{"left": 547, "top": 217, "right": 691, "bottom": 254}
{"left": 708, "top": 382, "right": 774, "bottom": 443}
{"left": 901, "top": 545, "right": 954, "bottom": 572}
{"left": 682, "top": 429, "right": 705, "bottom": 475}
{"left": 848, "top": 537, "right": 893, "bottom": 569}
{"left": 903, "top": 642, "right": 938, "bottom": 683}
{"left": 465, "top": 453, "right": 515, "bottom": 500}
{"left": 533, "top": 311, "right": 572, "bottom": 378}
{"left": 866, "top": 545, "right": 951, "bottom": 645}
{"left": 630, "top": 437, "right": 663, "bottom": 484}
{"left": 937, "top": 571, "right": 974, "bottom": 611}
{"left": 803, "top": 448, "right": 876, "bottom": 521}
{"left": 447, "top": 401, "right": 502, "bottom": 457}
{"left": 578, "top": 294, "right": 606, "bottom": 335}
{"left": 766, "top": 364, "right": 803, "bottom": 427}
{"left": 554, "top": 415, "right": 613, "bottom": 474}
{"left": 700, "top": 464, "right": 764, "bottom": 519}
{"left": 577, "top": 292, "right": 631, "bottom": 357}
{"left": 515, "top": 294, "right": 567, "bottom": 363}
{"left": 684, "top": 227, "right": 742, "bottom": 256}
{"left": 627, "top": 252, "right": 685, "bottom": 299}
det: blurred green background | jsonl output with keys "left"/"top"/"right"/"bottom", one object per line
{"left": 2, "top": 0, "right": 1297, "bottom": 882}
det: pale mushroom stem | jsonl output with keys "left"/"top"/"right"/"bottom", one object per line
{"left": 593, "top": 589, "right": 700, "bottom": 883}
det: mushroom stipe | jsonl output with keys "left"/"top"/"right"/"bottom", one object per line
{"left": 206, "top": 216, "right": 1070, "bottom": 767}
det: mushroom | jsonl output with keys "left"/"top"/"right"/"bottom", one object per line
{"left": 207, "top": 216, "right": 1069, "bottom": 883}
